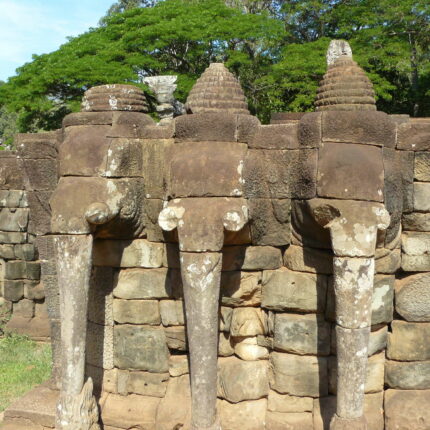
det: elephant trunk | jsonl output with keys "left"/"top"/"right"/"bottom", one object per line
{"left": 54, "top": 234, "right": 99, "bottom": 430}
{"left": 181, "top": 252, "right": 222, "bottom": 430}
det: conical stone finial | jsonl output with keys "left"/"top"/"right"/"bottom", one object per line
{"left": 185, "top": 63, "right": 250, "bottom": 114}
{"left": 82, "top": 84, "right": 148, "bottom": 112}
{"left": 315, "top": 41, "right": 376, "bottom": 111}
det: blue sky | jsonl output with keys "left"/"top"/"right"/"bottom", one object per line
{"left": 0, "top": 0, "right": 114, "bottom": 81}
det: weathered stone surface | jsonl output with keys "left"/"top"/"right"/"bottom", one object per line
{"left": 165, "top": 326, "right": 187, "bottom": 351}
{"left": 156, "top": 374, "right": 191, "bottom": 430}
{"left": 104, "top": 138, "right": 142, "bottom": 177}
{"left": 219, "top": 332, "right": 234, "bottom": 356}
{"left": 222, "top": 246, "right": 282, "bottom": 271}
{"left": 159, "top": 300, "right": 184, "bottom": 326}
{"left": 413, "top": 182, "right": 430, "bottom": 211}
{"left": 388, "top": 320, "right": 430, "bottom": 361}
{"left": 5, "top": 315, "right": 50, "bottom": 340}
{"left": 395, "top": 273, "right": 430, "bottom": 321}
{"left": 0, "top": 244, "right": 14, "bottom": 259}
{"left": 88, "top": 266, "right": 114, "bottom": 326}
{"left": 0, "top": 297, "right": 13, "bottom": 320}
{"left": 284, "top": 245, "right": 333, "bottom": 274}
{"left": 114, "top": 324, "right": 169, "bottom": 372}
{"left": 244, "top": 148, "right": 317, "bottom": 199}
{"left": 113, "top": 268, "right": 173, "bottom": 299}
{"left": 270, "top": 352, "right": 328, "bottom": 397}
{"left": 249, "top": 123, "right": 299, "bottom": 150}
{"left": 385, "top": 389, "right": 430, "bottom": 430}
{"left": 414, "top": 151, "right": 430, "bottom": 181}
{"left": 230, "top": 307, "right": 266, "bottom": 336}
{"left": 86, "top": 321, "right": 114, "bottom": 369}
{"left": 217, "top": 357, "right": 269, "bottom": 403}
{"left": 14, "top": 244, "right": 35, "bottom": 261}
{"left": 266, "top": 411, "right": 314, "bottom": 430}
{"left": 402, "top": 254, "right": 430, "bottom": 272}
{"left": 0, "top": 208, "right": 28, "bottom": 232}
{"left": 267, "top": 391, "right": 313, "bottom": 413}
{"left": 313, "top": 392, "right": 384, "bottom": 430}
{"left": 233, "top": 336, "right": 268, "bottom": 360}
{"left": 219, "top": 399, "right": 267, "bottom": 430}
{"left": 27, "top": 191, "right": 52, "bottom": 235}
{"left": 110, "top": 111, "right": 154, "bottom": 137}
{"left": 126, "top": 371, "right": 169, "bottom": 397}
{"left": 220, "top": 306, "right": 233, "bottom": 332}
{"left": 169, "top": 355, "right": 189, "bottom": 377}
{"left": 262, "top": 268, "right": 327, "bottom": 312}
{"left": 221, "top": 271, "right": 261, "bottom": 307}
{"left": 321, "top": 111, "right": 395, "bottom": 147}
{"left": 298, "top": 112, "right": 322, "bottom": 148}
{"left": 113, "top": 299, "right": 160, "bottom": 325}
{"left": 397, "top": 120, "right": 430, "bottom": 151}
{"left": 174, "top": 112, "right": 238, "bottom": 142}
{"left": 237, "top": 114, "right": 261, "bottom": 144}
{"left": 0, "top": 190, "right": 28, "bottom": 208}
{"left": 3, "top": 280, "right": 24, "bottom": 301}
{"left": 402, "top": 231, "right": 430, "bottom": 256}
{"left": 22, "top": 159, "right": 57, "bottom": 191}
{"left": 5, "top": 261, "right": 40, "bottom": 280}
{"left": 0, "top": 231, "right": 27, "bottom": 244}
{"left": 329, "top": 352, "right": 385, "bottom": 394}
{"left": 403, "top": 212, "right": 430, "bottom": 231}
{"left": 13, "top": 299, "right": 35, "bottom": 318}
{"left": 101, "top": 393, "right": 159, "bottom": 429}
{"left": 385, "top": 360, "right": 430, "bottom": 390}
{"left": 93, "top": 239, "right": 164, "bottom": 268}
{"left": 375, "top": 248, "right": 400, "bottom": 274}
{"left": 168, "top": 142, "right": 246, "bottom": 199}
{"left": 63, "top": 111, "right": 114, "bottom": 127}
{"left": 274, "top": 313, "right": 330, "bottom": 356}
{"left": 317, "top": 142, "right": 384, "bottom": 201}
{"left": 0, "top": 156, "right": 24, "bottom": 190}
{"left": 248, "top": 198, "right": 291, "bottom": 246}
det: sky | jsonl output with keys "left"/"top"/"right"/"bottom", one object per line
{"left": 0, "top": 0, "right": 114, "bottom": 81}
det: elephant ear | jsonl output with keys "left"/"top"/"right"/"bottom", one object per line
{"left": 158, "top": 201, "right": 186, "bottom": 231}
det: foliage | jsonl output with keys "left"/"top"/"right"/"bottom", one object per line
{"left": 0, "top": 105, "right": 19, "bottom": 149}
{"left": 0, "top": 0, "right": 429, "bottom": 132}
{"left": 0, "top": 333, "right": 52, "bottom": 412}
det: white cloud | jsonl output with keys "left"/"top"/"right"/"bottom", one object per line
{"left": 0, "top": 0, "right": 112, "bottom": 80}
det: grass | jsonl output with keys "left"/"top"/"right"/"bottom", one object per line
{"left": 0, "top": 333, "right": 52, "bottom": 412}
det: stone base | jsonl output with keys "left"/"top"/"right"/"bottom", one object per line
{"left": 329, "top": 414, "right": 367, "bottom": 430}
{"left": 2, "top": 383, "right": 58, "bottom": 429}
{"left": 5, "top": 316, "right": 51, "bottom": 341}
{"left": 191, "top": 416, "right": 221, "bottom": 430}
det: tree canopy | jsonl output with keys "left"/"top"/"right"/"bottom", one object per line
{"left": 0, "top": 0, "right": 429, "bottom": 137}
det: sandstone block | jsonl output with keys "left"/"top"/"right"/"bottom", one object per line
{"left": 274, "top": 313, "right": 330, "bottom": 356}
{"left": 113, "top": 268, "right": 172, "bottom": 299}
{"left": 402, "top": 231, "right": 430, "bottom": 256}
{"left": 219, "top": 332, "right": 235, "bottom": 356}
{"left": 221, "top": 271, "right": 261, "bottom": 307}
{"left": 395, "top": 273, "right": 430, "bottom": 321}
{"left": 159, "top": 300, "right": 185, "bottom": 326}
{"left": 22, "top": 159, "right": 57, "bottom": 191}
{"left": 0, "top": 244, "right": 14, "bottom": 259}
{"left": 371, "top": 274, "right": 394, "bottom": 325}
{"left": 113, "top": 299, "right": 160, "bottom": 325}
{"left": 219, "top": 398, "right": 267, "bottom": 430}
{"left": 402, "top": 254, "right": 430, "bottom": 271}
{"left": 415, "top": 151, "right": 430, "bottom": 181}
{"left": 24, "top": 282, "right": 44, "bottom": 301}
{"left": 222, "top": 246, "right": 282, "bottom": 271}
{"left": 249, "top": 123, "right": 299, "bottom": 150}
{"left": 168, "top": 141, "right": 247, "bottom": 198}
{"left": 114, "top": 324, "right": 169, "bottom": 372}
{"left": 266, "top": 411, "right": 313, "bottom": 430}
{"left": 385, "top": 389, "right": 430, "bottom": 430}
{"left": 375, "top": 248, "right": 400, "bottom": 274}
{"left": 233, "top": 336, "right": 268, "bottom": 360}
{"left": 3, "top": 280, "right": 24, "bottom": 301}
{"left": 0, "top": 208, "right": 29, "bottom": 232}
{"left": 105, "top": 138, "right": 143, "bottom": 177}
{"left": 13, "top": 299, "right": 35, "bottom": 318}
{"left": 169, "top": 355, "right": 189, "bottom": 377}
{"left": 284, "top": 245, "right": 333, "bottom": 274}
{"left": 127, "top": 371, "right": 169, "bottom": 397}
{"left": 270, "top": 352, "right": 328, "bottom": 397}
{"left": 217, "top": 357, "right": 269, "bottom": 403}
{"left": 93, "top": 239, "right": 164, "bottom": 268}
{"left": 267, "top": 391, "right": 313, "bottom": 413}
{"left": 156, "top": 374, "right": 191, "bottom": 430}
{"left": 101, "top": 393, "right": 160, "bottom": 430}
{"left": 88, "top": 266, "right": 114, "bottom": 326}
{"left": 230, "top": 307, "right": 266, "bottom": 336}
{"left": 63, "top": 111, "right": 114, "bottom": 127}
{"left": 220, "top": 306, "right": 233, "bottom": 332}
{"left": 174, "top": 112, "right": 237, "bottom": 142}
{"left": 237, "top": 114, "right": 261, "bottom": 144}
{"left": 165, "top": 326, "right": 187, "bottom": 351}
{"left": 317, "top": 142, "right": 384, "bottom": 202}
{"left": 387, "top": 320, "right": 430, "bottom": 361}
{"left": 262, "top": 268, "right": 327, "bottom": 312}
{"left": 397, "top": 120, "right": 430, "bottom": 151}
{"left": 385, "top": 360, "right": 430, "bottom": 390}
{"left": 298, "top": 112, "right": 322, "bottom": 148}
{"left": 109, "top": 111, "right": 154, "bottom": 138}
{"left": 414, "top": 182, "right": 430, "bottom": 211}
{"left": 0, "top": 157, "right": 24, "bottom": 190}
{"left": 5, "top": 261, "right": 40, "bottom": 280}
{"left": 14, "top": 244, "right": 35, "bottom": 261}
{"left": 0, "top": 297, "right": 12, "bottom": 320}
{"left": 321, "top": 110, "right": 395, "bottom": 147}
{"left": 27, "top": 191, "right": 52, "bottom": 235}
{"left": 0, "top": 232, "right": 27, "bottom": 244}
{"left": 403, "top": 212, "right": 430, "bottom": 231}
